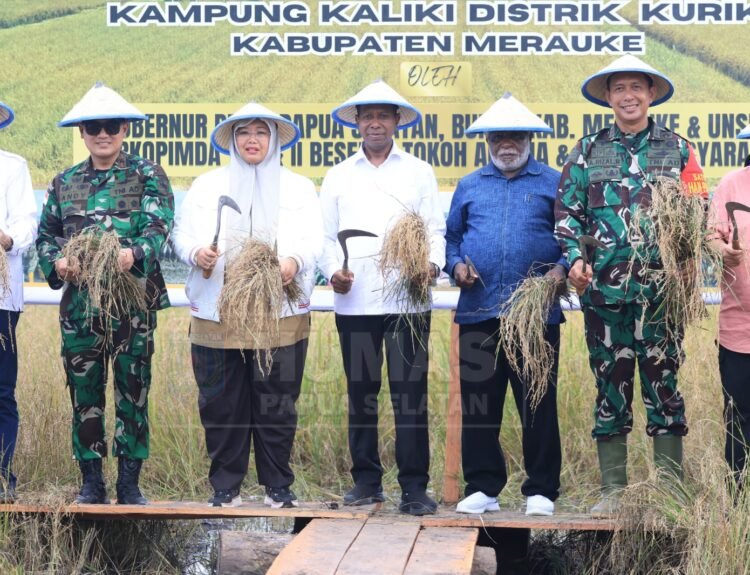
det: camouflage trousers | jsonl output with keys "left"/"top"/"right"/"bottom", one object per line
{"left": 61, "top": 312, "right": 156, "bottom": 460}
{"left": 583, "top": 303, "right": 687, "bottom": 439}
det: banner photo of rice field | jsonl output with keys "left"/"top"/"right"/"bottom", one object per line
{"left": 5, "top": 0, "right": 750, "bottom": 288}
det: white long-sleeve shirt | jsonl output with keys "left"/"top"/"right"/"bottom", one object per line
{"left": 0, "top": 150, "right": 38, "bottom": 312}
{"left": 319, "top": 141, "right": 446, "bottom": 315}
{"left": 172, "top": 165, "right": 323, "bottom": 322}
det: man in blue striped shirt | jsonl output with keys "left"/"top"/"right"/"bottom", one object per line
{"left": 445, "top": 93, "right": 568, "bottom": 517}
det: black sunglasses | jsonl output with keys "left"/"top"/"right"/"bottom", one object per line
{"left": 82, "top": 119, "right": 123, "bottom": 136}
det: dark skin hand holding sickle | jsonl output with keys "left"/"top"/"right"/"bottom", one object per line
{"left": 331, "top": 229, "right": 378, "bottom": 294}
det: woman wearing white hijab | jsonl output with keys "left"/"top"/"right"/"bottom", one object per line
{"left": 173, "top": 103, "right": 322, "bottom": 508}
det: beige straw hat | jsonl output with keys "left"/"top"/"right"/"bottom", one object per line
{"left": 58, "top": 82, "right": 147, "bottom": 126}
{"left": 581, "top": 54, "right": 674, "bottom": 108}
{"left": 211, "top": 102, "right": 300, "bottom": 154}
{"left": 332, "top": 79, "right": 421, "bottom": 130}
{"left": 0, "top": 101, "right": 14, "bottom": 129}
{"left": 467, "top": 93, "right": 551, "bottom": 134}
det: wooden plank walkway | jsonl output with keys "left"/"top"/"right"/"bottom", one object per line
{"left": 0, "top": 500, "right": 616, "bottom": 531}
{"left": 268, "top": 519, "right": 479, "bottom": 575}
{"left": 267, "top": 519, "right": 366, "bottom": 575}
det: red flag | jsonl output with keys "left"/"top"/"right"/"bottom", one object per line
{"left": 680, "top": 144, "right": 708, "bottom": 198}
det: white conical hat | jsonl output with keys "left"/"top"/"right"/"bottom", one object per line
{"left": 58, "top": 82, "right": 147, "bottom": 127}
{"left": 466, "top": 93, "right": 551, "bottom": 134}
{"left": 0, "top": 101, "right": 14, "bottom": 130}
{"left": 738, "top": 125, "right": 750, "bottom": 139}
{"left": 581, "top": 54, "right": 674, "bottom": 108}
{"left": 332, "top": 79, "right": 421, "bottom": 130}
{"left": 211, "top": 102, "right": 301, "bottom": 154}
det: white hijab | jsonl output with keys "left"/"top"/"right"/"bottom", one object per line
{"left": 225, "top": 118, "right": 281, "bottom": 253}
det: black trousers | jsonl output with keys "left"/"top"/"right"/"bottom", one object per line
{"left": 335, "top": 313, "right": 431, "bottom": 493}
{"left": 191, "top": 338, "right": 308, "bottom": 492}
{"left": 459, "top": 318, "right": 561, "bottom": 500}
{"left": 719, "top": 345, "right": 750, "bottom": 483}
{"left": 0, "top": 311, "right": 19, "bottom": 488}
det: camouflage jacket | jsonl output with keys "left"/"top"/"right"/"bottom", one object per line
{"left": 36, "top": 151, "right": 174, "bottom": 319}
{"left": 554, "top": 120, "right": 698, "bottom": 306}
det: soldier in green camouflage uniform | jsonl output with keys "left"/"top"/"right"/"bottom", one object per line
{"left": 36, "top": 83, "right": 174, "bottom": 505}
{"left": 554, "top": 56, "right": 706, "bottom": 516}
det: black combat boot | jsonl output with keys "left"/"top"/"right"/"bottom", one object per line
{"left": 75, "top": 459, "right": 109, "bottom": 504}
{"left": 116, "top": 458, "right": 148, "bottom": 505}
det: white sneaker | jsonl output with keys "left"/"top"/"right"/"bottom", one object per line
{"left": 525, "top": 495, "right": 554, "bottom": 516}
{"left": 456, "top": 492, "right": 500, "bottom": 514}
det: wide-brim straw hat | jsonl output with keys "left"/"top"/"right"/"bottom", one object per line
{"left": 0, "top": 101, "right": 14, "bottom": 130}
{"left": 581, "top": 54, "right": 674, "bottom": 108}
{"left": 466, "top": 93, "right": 552, "bottom": 135}
{"left": 332, "top": 80, "right": 421, "bottom": 130}
{"left": 738, "top": 125, "right": 750, "bottom": 139}
{"left": 58, "top": 82, "right": 147, "bottom": 127}
{"left": 211, "top": 102, "right": 301, "bottom": 154}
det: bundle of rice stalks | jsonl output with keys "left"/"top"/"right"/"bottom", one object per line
{"left": 499, "top": 274, "right": 561, "bottom": 410}
{"left": 218, "top": 237, "right": 303, "bottom": 374}
{"left": 0, "top": 247, "right": 9, "bottom": 299}
{"left": 629, "top": 176, "right": 718, "bottom": 338}
{"left": 62, "top": 227, "right": 147, "bottom": 320}
{"left": 378, "top": 209, "right": 432, "bottom": 310}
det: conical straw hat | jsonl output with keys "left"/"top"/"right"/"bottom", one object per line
{"left": 332, "top": 79, "right": 421, "bottom": 130}
{"left": 466, "top": 93, "right": 551, "bottom": 134}
{"left": 211, "top": 102, "right": 301, "bottom": 154}
{"left": 581, "top": 54, "right": 674, "bottom": 108}
{"left": 58, "top": 82, "right": 147, "bottom": 126}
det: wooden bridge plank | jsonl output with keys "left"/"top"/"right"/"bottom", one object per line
{"left": 0, "top": 501, "right": 617, "bottom": 531}
{"left": 0, "top": 500, "right": 374, "bottom": 521}
{"left": 336, "top": 519, "right": 421, "bottom": 575}
{"left": 267, "top": 518, "right": 365, "bottom": 575}
{"left": 420, "top": 510, "right": 617, "bottom": 531}
{"left": 403, "top": 527, "right": 478, "bottom": 575}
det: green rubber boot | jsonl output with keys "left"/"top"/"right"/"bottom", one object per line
{"left": 591, "top": 436, "right": 628, "bottom": 518}
{"left": 653, "top": 435, "right": 683, "bottom": 481}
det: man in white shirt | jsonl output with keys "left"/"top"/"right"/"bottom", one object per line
{"left": 320, "top": 80, "right": 446, "bottom": 515}
{"left": 0, "top": 100, "right": 38, "bottom": 502}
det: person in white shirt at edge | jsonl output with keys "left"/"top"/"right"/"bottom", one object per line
{"left": 319, "top": 80, "right": 446, "bottom": 516}
{"left": 172, "top": 103, "right": 323, "bottom": 509}
{"left": 0, "top": 100, "right": 38, "bottom": 504}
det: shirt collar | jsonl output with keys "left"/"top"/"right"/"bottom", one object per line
{"left": 480, "top": 154, "right": 542, "bottom": 179}
{"left": 76, "top": 151, "right": 128, "bottom": 175}
{"left": 354, "top": 139, "right": 403, "bottom": 166}
{"left": 606, "top": 118, "right": 663, "bottom": 142}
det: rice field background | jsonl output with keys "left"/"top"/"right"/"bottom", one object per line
{"left": 0, "top": 1, "right": 749, "bottom": 185}
{"left": 8, "top": 302, "right": 746, "bottom": 573}
{"left": 2, "top": 1, "right": 750, "bottom": 572}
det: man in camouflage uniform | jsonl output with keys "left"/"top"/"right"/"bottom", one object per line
{"left": 36, "top": 83, "right": 174, "bottom": 505}
{"left": 554, "top": 55, "right": 707, "bottom": 516}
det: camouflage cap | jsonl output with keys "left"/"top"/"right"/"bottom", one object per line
{"left": 332, "top": 79, "right": 421, "bottom": 130}
{"left": 581, "top": 54, "right": 674, "bottom": 108}
{"left": 58, "top": 82, "right": 147, "bottom": 127}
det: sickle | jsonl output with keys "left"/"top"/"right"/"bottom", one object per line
{"left": 337, "top": 229, "right": 378, "bottom": 272}
{"left": 203, "top": 195, "right": 242, "bottom": 279}
{"left": 726, "top": 201, "right": 750, "bottom": 250}
{"left": 576, "top": 235, "right": 608, "bottom": 296}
